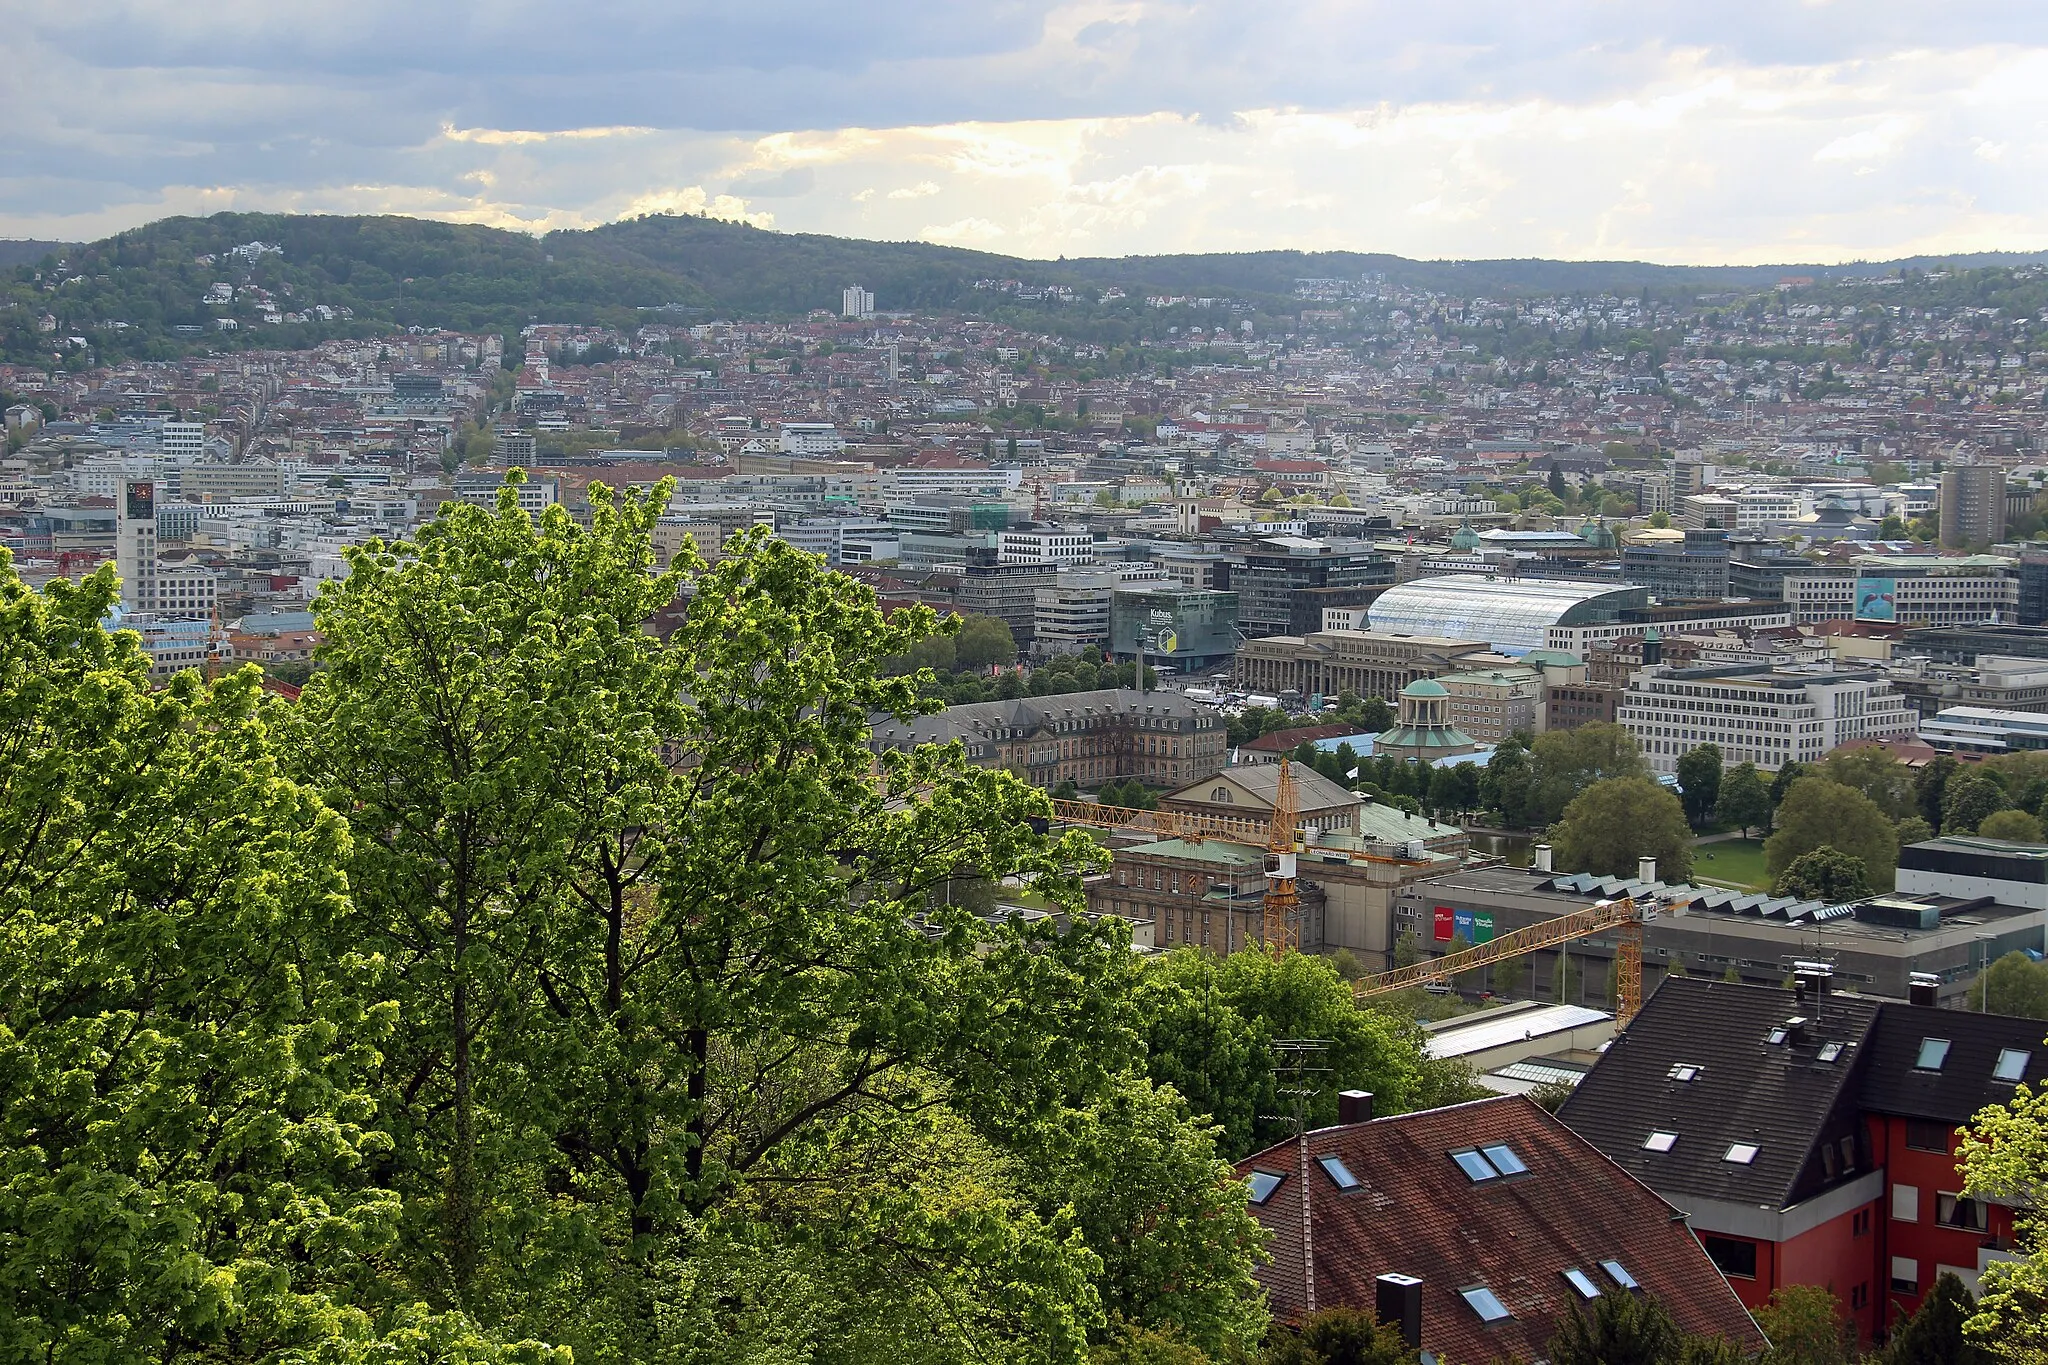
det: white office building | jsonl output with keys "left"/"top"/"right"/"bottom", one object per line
{"left": 841, "top": 285, "right": 875, "bottom": 320}
{"left": 161, "top": 421, "right": 206, "bottom": 461}
{"left": 1033, "top": 570, "right": 1117, "bottom": 657}
{"left": 778, "top": 422, "right": 847, "bottom": 456}
{"left": 1619, "top": 663, "right": 1917, "bottom": 774}
{"left": 1778, "top": 560, "right": 2016, "bottom": 626}
{"left": 998, "top": 527, "right": 1096, "bottom": 565}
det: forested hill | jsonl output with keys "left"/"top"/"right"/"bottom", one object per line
{"left": 8, "top": 209, "right": 2048, "bottom": 362}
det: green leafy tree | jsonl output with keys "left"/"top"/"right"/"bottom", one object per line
{"left": 1896, "top": 815, "right": 1935, "bottom": 847}
{"left": 1528, "top": 723, "right": 1647, "bottom": 826}
{"left": 1260, "top": 1306, "right": 1419, "bottom": 1365}
{"left": 1766, "top": 779, "right": 1899, "bottom": 890}
{"left": 1771, "top": 760, "right": 1808, "bottom": 815}
{"left": 1142, "top": 949, "right": 1478, "bottom": 1154}
{"left": 1358, "top": 696, "right": 1395, "bottom": 732}
{"left": 292, "top": 486, "right": 1168, "bottom": 1356}
{"left": 1550, "top": 776, "right": 1694, "bottom": 882}
{"left": 1978, "top": 808, "right": 2045, "bottom": 843}
{"left": 1943, "top": 773, "right": 2010, "bottom": 836}
{"left": 1917, "top": 753, "right": 1959, "bottom": 830}
{"left": 1966, "top": 951, "right": 2048, "bottom": 1018}
{"left": 1478, "top": 733, "right": 1536, "bottom": 827}
{"left": 1961, "top": 1079, "right": 2048, "bottom": 1364}
{"left": 1676, "top": 744, "right": 1724, "bottom": 827}
{"left": 1820, "top": 747, "right": 1917, "bottom": 821}
{"left": 1717, "top": 762, "right": 1773, "bottom": 838}
{"left": 955, "top": 613, "right": 1020, "bottom": 668}
{"left": 1753, "top": 1284, "right": 1853, "bottom": 1365}
{"left": 1882, "top": 1271, "right": 1991, "bottom": 1365}
{"left": 1546, "top": 1289, "right": 1681, "bottom": 1365}
{"left": 1772, "top": 846, "right": 1873, "bottom": 902}
{"left": 0, "top": 553, "right": 496, "bottom": 1360}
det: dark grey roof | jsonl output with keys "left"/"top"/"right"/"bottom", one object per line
{"left": 868, "top": 687, "right": 1207, "bottom": 750}
{"left": 1856, "top": 1003, "right": 2048, "bottom": 1124}
{"left": 1558, "top": 977, "right": 1881, "bottom": 1211}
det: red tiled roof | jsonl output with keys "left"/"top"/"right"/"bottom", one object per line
{"left": 1236, "top": 1096, "right": 1764, "bottom": 1362}
{"left": 1241, "top": 723, "right": 1368, "bottom": 753}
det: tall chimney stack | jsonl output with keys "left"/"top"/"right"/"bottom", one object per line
{"left": 1376, "top": 1274, "right": 1423, "bottom": 1349}
{"left": 1338, "top": 1090, "right": 1375, "bottom": 1125}
{"left": 1909, "top": 972, "right": 1940, "bottom": 1007}
{"left": 1533, "top": 843, "right": 1554, "bottom": 873}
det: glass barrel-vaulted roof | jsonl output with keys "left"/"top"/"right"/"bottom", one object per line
{"left": 1366, "top": 575, "right": 1644, "bottom": 654}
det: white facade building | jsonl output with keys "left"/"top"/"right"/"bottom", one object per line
{"left": 1778, "top": 564, "right": 2016, "bottom": 627}
{"left": 998, "top": 527, "right": 1096, "bottom": 565}
{"left": 778, "top": 422, "right": 847, "bottom": 456}
{"left": 841, "top": 285, "right": 875, "bottom": 320}
{"left": 1619, "top": 664, "right": 1917, "bottom": 774}
{"left": 116, "top": 478, "right": 159, "bottom": 614}
{"left": 161, "top": 421, "right": 206, "bottom": 461}
{"left": 1033, "top": 570, "right": 1117, "bottom": 657}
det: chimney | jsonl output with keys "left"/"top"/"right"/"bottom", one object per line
{"left": 1638, "top": 855, "right": 1658, "bottom": 884}
{"left": 1793, "top": 962, "right": 1832, "bottom": 1000}
{"left": 1909, "top": 972, "right": 1940, "bottom": 1007}
{"left": 1533, "top": 843, "right": 1554, "bottom": 873}
{"left": 1787, "top": 1017, "right": 1810, "bottom": 1049}
{"left": 1376, "top": 1274, "right": 1423, "bottom": 1349}
{"left": 1338, "top": 1090, "right": 1375, "bottom": 1125}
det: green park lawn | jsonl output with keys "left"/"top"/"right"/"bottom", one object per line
{"left": 1690, "top": 838, "right": 1771, "bottom": 892}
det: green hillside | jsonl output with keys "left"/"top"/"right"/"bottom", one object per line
{"left": 8, "top": 209, "right": 2048, "bottom": 365}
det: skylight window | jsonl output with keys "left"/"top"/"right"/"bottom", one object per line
{"left": 1317, "top": 1155, "right": 1360, "bottom": 1190}
{"left": 1725, "top": 1143, "right": 1761, "bottom": 1165}
{"left": 1767, "top": 1027, "right": 1789, "bottom": 1045}
{"left": 1460, "top": 1286, "right": 1512, "bottom": 1322}
{"left": 1995, "top": 1048, "right": 2031, "bottom": 1083}
{"left": 1451, "top": 1149, "right": 1501, "bottom": 1182}
{"left": 1916, "top": 1038, "right": 1952, "bottom": 1071}
{"left": 1817, "top": 1043, "right": 1844, "bottom": 1064}
{"left": 1601, "top": 1259, "right": 1640, "bottom": 1291}
{"left": 1247, "top": 1171, "right": 1285, "bottom": 1204}
{"left": 1643, "top": 1131, "right": 1679, "bottom": 1152}
{"left": 1480, "top": 1144, "right": 1528, "bottom": 1176}
{"left": 1562, "top": 1268, "right": 1602, "bottom": 1300}
{"left": 1668, "top": 1064, "right": 1701, "bottom": 1082}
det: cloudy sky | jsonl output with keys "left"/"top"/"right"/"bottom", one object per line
{"left": 9, "top": 1, "right": 2048, "bottom": 263}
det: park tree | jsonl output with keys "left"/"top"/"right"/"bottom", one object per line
{"left": 1896, "top": 815, "right": 1935, "bottom": 847}
{"left": 1978, "top": 808, "right": 2046, "bottom": 843}
{"left": 0, "top": 554, "right": 510, "bottom": 1359}
{"left": 1966, "top": 951, "right": 2048, "bottom": 1018}
{"left": 1772, "top": 846, "right": 1872, "bottom": 902}
{"left": 1528, "top": 723, "right": 1648, "bottom": 826}
{"left": 954, "top": 612, "right": 1020, "bottom": 668}
{"left": 1820, "top": 747, "right": 1918, "bottom": 821}
{"left": 1676, "top": 744, "right": 1724, "bottom": 827}
{"left": 1766, "top": 779, "right": 1899, "bottom": 890}
{"left": 1917, "top": 753, "right": 1960, "bottom": 830}
{"left": 1943, "top": 773, "right": 2009, "bottom": 836}
{"left": 1550, "top": 776, "right": 1695, "bottom": 882}
{"left": 1480, "top": 732, "right": 1537, "bottom": 827}
{"left": 1771, "top": 760, "right": 1808, "bottom": 813}
{"left": 1717, "top": 762, "right": 1773, "bottom": 837}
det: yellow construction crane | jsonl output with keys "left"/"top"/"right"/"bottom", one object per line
{"left": 1262, "top": 757, "right": 1303, "bottom": 953}
{"left": 1353, "top": 895, "right": 1670, "bottom": 1027}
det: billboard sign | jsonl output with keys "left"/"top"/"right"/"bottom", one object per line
{"left": 1453, "top": 908, "right": 1476, "bottom": 943}
{"left": 1433, "top": 906, "right": 1454, "bottom": 942}
{"left": 1473, "top": 911, "right": 1496, "bottom": 943}
{"left": 1854, "top": 576, "right": 1897, "bottom": 623}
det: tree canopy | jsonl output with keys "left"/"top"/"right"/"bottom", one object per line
{"left": 1527, "top": 724, "right": 1648, "bottom": 827}
{"left": 1765, "top": 778, "right": 1899, "bottom": 890}
{"left": 1550, "top": 777, "right": 1695, "bottom": 882}
{"left": 1675, "top": 744, "right": 1723, "bottom": 827}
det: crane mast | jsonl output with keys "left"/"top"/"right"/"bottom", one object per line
{"left": 1263, "top": 757, "right": 1302, "bottom": 953}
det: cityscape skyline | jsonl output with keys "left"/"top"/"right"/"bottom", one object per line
{"left": 10, "top": 3, "right": 2048, "bottom": 263}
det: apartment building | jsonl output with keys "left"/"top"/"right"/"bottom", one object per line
{"left": 1619, "top": 664, "right": 1916, "bottom": 773}
{"left": 997, "top": 526, "right": 1095, "bottom": 565}
{"left": 1940, "top": 465, "right": 2007, "bottom": 547}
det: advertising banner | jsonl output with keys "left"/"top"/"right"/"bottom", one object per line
{"left": 1854, "top": 576, "right": 1897, "bottom": 623}
{"left": 1433, "top": 906, "right": 1454, "bottom": 942}
{"left": 1474, "top": 911, "right": 1496, "bottom": 943}
{"left": 1453, "top": 908, "right": 1476, "bottom": 942}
